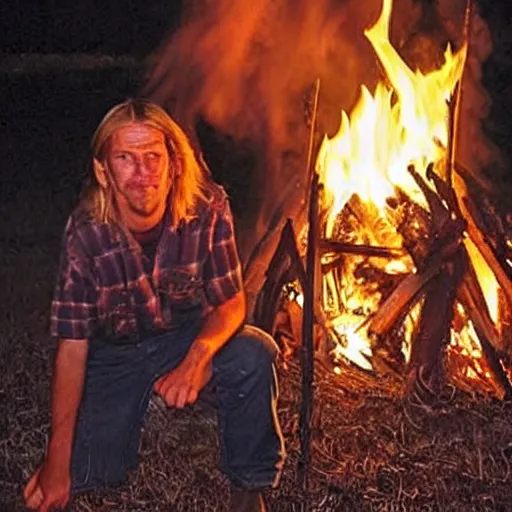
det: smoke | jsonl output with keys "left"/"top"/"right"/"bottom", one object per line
{"left": 145, "top": 0, "right": 387, "bottom": 150}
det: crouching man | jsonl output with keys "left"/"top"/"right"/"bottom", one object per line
{"left": 23, "top": 99, "right": 285, "bottom": 512}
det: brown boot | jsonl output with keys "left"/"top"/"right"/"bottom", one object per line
{"left": 230, "top": 488, "right": 268, "bottom": 512}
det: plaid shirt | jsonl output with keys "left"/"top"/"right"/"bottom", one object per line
{"left": 50, "top": 184, "right": 244, "bottom": 342}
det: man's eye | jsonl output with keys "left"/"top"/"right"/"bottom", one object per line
{"left": 147, "top": 152, "right": 161, "bottom": 160}
{"left": 116, "top": 153, "right": 129, "bottom": 161}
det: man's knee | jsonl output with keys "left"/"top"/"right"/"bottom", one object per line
{"left": 236, "top": 325, "right": 280, "bottom": 361}
{"left": 214, "top": 325, "right": 279, "bottom": 380}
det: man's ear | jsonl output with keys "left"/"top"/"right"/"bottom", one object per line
{"left": 93, "top": 158, "right": 108, "bottom": 188}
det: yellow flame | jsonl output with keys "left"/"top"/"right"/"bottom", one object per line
{"left": 315, "top": 0, "right": 474, "bottom": 371}
{"left": 464, "top": 238, "right": 499, "bottom": 323}
{"left": 317, "top": 0, "right": 467, "bottom": 232}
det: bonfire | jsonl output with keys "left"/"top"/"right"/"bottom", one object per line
{"left": 257, "top": 0, "right": 511, "bottom": 401}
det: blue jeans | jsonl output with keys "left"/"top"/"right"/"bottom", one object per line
{"left": 70, "top": 324, "right": 286, "bottom": 493}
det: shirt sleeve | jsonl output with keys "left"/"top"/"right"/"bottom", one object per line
{"left": 50, "top": 218, "right": 99, "bottom": 340}
{"left": 203, "top": 197, "right": 244, "bottom": 307}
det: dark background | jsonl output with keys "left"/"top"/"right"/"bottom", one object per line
{"left": 0, "top": 0, "right": 181, "bottom": 55}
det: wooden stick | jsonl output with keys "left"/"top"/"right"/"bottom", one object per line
{"left": 457, "top": 250, "right": 512, "bottom": 398}
{"left": 367, "top": 258, "right": 441, "bottom": 336}
{"left": 252, "top": 220, "right": 300, "bottom": 334}
{"left": 458, "top": 281, "right": 511, "bottom": 398}
{"left": 446, "top": 82, "right": 460, "bottom": 190}
{"left": 305, "top": 78, "right": 321, "bottom": 190}
{"left": 296, "top": 79, "right": 322, "bottom": 499}
{"left": 463, "top": 195, "right": 511, "bottom": 278}
{"left": 319, "top": 239, "right": 406, "bottom": 259}
{"left": 408, "top": 249, "right": 466, "bottom": 401}
{"left": 447, "top": 0, "right": 472, "bottom": 188}
{"left": 458, "top": 259, "right": 503, "bottom": 351}
{"left": 299, "top": 172, "right": 319, "bottom": 495}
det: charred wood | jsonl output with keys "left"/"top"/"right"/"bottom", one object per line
{"left": 445, "top": 81, "right": 461, "bottom": 190}
{"left": 456, "top": 291, "right": 511, "bottom": 396}
{"left": 299, "top": 172, "right": 320, "bottom": 490}
{"left": 458, "top": 251, "right": 512, "bottom": 399}
{"left": 499, "top": 288, "right": 512, "bottom": 357}
{"left": 463, "top": 192, "right": 512, "bottom": 282}
{"left": 463, "top": 195, "right": 511, "bottom": 277}
{"left": 407, "top": 164, "right": 458, "bottom": 242}
{"left": 454, "top": 161, "right": 496, "bottom": 195}
{"left": 427, "top": 163, "right": 463, "bottom": 220}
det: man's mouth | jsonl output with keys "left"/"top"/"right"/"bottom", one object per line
{"left": 130, "top": 184, "right": 157, "bottom": 194}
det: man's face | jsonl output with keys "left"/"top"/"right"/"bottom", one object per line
{"left": 105, "top": 122, "right": 171, "bottom": 220}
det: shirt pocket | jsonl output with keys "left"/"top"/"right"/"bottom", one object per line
{"left": 94, "top": 249, "right": 139, "bottom": 341}
{"left": 158, "top": 265, "right": 206, "bottom": 327}
{"left": 101, "top": 289, "right": 138, "bottom": 341}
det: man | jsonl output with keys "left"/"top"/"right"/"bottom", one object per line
{"left": 23, "top": 99, "right": 285, "bottom": 512}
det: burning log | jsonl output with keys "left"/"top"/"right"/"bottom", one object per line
{"left": 390, "top": 192, "right": 432, "bottom": 266}
{"left": 462, "top": 193, "right": 512, "bottom": 279}
{"left": 366, "top": 252, "right": 447, "bottom": 338}
{"left": 458, "top": 263, "right": 502, "bottom": 352}
{"left": 445, "top": 82, "right": 461, "bottom": 189}
{"left": 407, "top": 246, "right": 466, "bottom": 405}
{"left": 319, "top": 239, "right": 405, "bottom": 259}
{"left": 257, "top": 155, "right": 511, "bottom": 407}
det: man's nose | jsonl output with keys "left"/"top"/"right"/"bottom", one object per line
{"left": 134, "top": 156, "right": 151, "bottom": 176}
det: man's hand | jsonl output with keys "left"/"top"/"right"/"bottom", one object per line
{"left": 23, "top": 458, "right": 71, "bottom": 512}
{"left": 154, "top": 355, "right": 212, "bottom": 409}
{"left": 154, "top": 290, "right": 246, "bottom": 409}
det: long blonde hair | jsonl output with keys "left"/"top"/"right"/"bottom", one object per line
{"left": 81, "top": 98, "right": 210, "bottom": 228}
